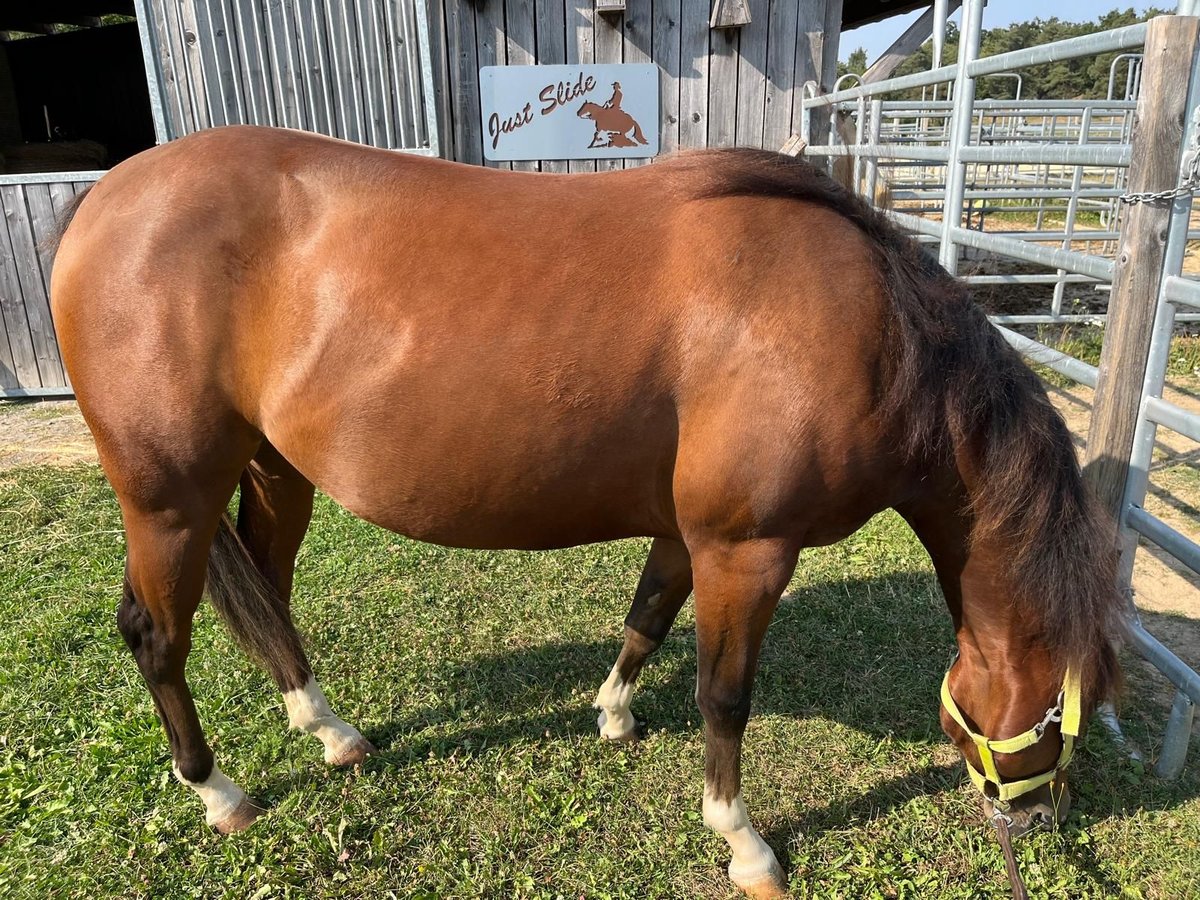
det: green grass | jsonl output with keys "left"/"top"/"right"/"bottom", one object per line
{"left": 1, "top": 465, "right": 1198, "bottom": 899}
{"left": 1030, "top": 325, "right": 1200, "bottom": 388}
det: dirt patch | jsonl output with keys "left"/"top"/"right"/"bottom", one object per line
{"left": 0, "top": 400, "right": 97, "bottom": 470}
{"left": 1046, "top": 378, "right": 1200, "bottom": 620}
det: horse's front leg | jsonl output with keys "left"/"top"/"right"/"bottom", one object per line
{"left": 692, "top": 539, "right": 796, "bottom": 899}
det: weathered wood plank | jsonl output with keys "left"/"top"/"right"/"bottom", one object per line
{"left": 566, "top": 1, "right": 597, "bottom": 173}
{"left": 425, "top": 0, "right": 453, "bottom": 154}
{"left": 23, "top": 183, "right": 57, "bottom": 299}
{"left": 48, "top": 183, "right": 78, "bottom": 221}
{"left": 762, "top": 0, "right": 798, "bottom": 149}
{"left": 622, "top": 0, "right": 654, "bottom": 167}
{"left": 652, "top": 0, "right": 682, "bottom": 156}
{"left": 505, "top": 0, "right": 539, "bottom": 171}
{"left": 792, "top": 0, "right": 826, "bottom": 145}
{"left": 475, "top": 0, "right": 510, "bottom": 168}
{"left": 678, "top": 0, "right": 709, "bottom": 149}
{"left": 0, "top": 212, "right": 41, "bottom": 390}
{"left": 446, "top": 0, "right": 481, "bottom": 163}
{"left": 593, "top": 3, "right": 624, "bottom": 171}
{"left": 168, "top": 0, "right": 204, "bottom": 132}
{"left": 0, "top": 274, "right": 18, "bottom": 390}
{"left": 189, "top": 0, "right": 230, "bottom": 125}
{"left": 812, "top": 0, "right": 841, "bottom": 145}
{"left": 735, "top": 0, "right": 768, "bottom": 147}
{"left": 149, "top": 0, "right": 192, "bottom": 136}
{"left": 0, "top": 186, "right": 65, "bottom": 388}
{"left": 707, "top": 25, "right": 739, "bottom": 147}
{"left": 534, "top": 0, "right": 568, "bottom": 172}
{"left": 388, "top": 0, "right": 422, "bottom": 147}
{"left": 819, "top": 0, "right": 842, "bottom": 92}
{"left": 1085, "top": 15, "right": 1200, "bottom": 520}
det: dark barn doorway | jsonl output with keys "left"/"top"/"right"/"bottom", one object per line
{"left": 0, "top": 2, "right": 155, "bottom": 174}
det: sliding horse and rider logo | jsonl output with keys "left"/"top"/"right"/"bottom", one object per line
{"left": 479, "top": 63, "right": 659, "bottom": 161}
{"left": 578, "top": 82, "right": 650, "bottom": 149}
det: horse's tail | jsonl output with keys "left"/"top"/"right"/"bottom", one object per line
{"left": 41, "top": 185, "right": 94, "bottom": 260}
{"left": 206, "top": 513, "right": 305, "bottom": 678}
{"left": 631, "top": 121, "right": 649, "bottom": 145}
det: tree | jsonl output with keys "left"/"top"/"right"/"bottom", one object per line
{"left": 838, "top": 47, "right": 869, "bottom": 80}
{"left": 877, "top": 7, "right": 1169, "bottom": 101}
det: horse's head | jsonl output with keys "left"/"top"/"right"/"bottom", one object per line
{"left": 932, "top": 500, "right": 1122, "bottom": 838}
{"left": 577, "top": 102, "right": 600, "bottom": 120}
{"left": 939, "top": 644, "right": 1116, "bottom": 836}
{"left": 906, "top": 371, "right": 1123, "bottom": 839}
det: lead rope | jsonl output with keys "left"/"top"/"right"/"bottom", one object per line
{"left": 992, "top": 814, "right": 1029, "bottom": 900}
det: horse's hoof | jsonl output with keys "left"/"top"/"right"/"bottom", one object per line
{"left": 596, "top": 710, "right": 641, "bottom": 743}
{"left": 731, "top": 868, "right": 788, "bottom": 899}
{"left": 213, "top": 797, "right": 266, "bottom": 835}
{"left": 326, "top": 737, "right": 377, "bottom": 768}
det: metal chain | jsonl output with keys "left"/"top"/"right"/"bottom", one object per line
{"left": 1120, "top": 149, "right": 1200, "bottom": 204}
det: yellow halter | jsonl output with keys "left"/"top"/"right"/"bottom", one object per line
{"left": 940, "top": 666, "right": 1083, "bottom": 806}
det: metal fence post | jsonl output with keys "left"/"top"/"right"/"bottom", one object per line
{"left": 938, "top": 0, "right": 984, "bottom": 274}
{"left": 1156, "top": 690, "right": 1196, "bottom": 779}
{"left": 1083, "top": 15, "right": 1200, "bottom": 523}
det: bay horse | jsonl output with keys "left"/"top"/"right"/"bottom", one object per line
{"left": 50, "top": 127, "right": 1121, "bottom": 898}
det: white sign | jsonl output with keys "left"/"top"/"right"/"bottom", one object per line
{"left": 480, "top": 64, "right": 659, "bottom": 161}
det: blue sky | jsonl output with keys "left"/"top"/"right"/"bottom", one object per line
{"left": 840, "top": 1, "right": 1163, "bottom": 62}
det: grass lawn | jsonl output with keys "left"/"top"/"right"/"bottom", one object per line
{"left": 1, "top": 464, "right": 1198, "bottom": 899}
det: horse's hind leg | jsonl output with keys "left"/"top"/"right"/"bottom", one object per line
{"left": 118, "top": 486, "right": 263, "bottom": 834}
{"left": 595, "top": 537, "right": 692, "bottom": 741}
{"left": 233, "top": 444, "right": 373, "bottom": 765}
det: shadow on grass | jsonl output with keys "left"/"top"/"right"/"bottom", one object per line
{"left": 338, "top": 572, "right": 1200, "bottom": 836}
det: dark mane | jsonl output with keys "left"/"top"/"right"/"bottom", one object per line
{"left": 689, "top": 148, "right": 1122, "bottom": 699}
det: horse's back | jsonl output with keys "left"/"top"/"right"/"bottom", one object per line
{"left": 52, "top": 127, "right": 899, "bottom": 547}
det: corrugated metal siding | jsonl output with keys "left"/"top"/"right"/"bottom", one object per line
{"left": 146, "top": 0, "right": 434, "bottom": 151}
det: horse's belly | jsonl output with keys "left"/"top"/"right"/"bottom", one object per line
{"left": 321, "top": 455, "right": 669, "bottom": 550}
{"left": 265, "top": 387, "right": 677, "bottom": 551}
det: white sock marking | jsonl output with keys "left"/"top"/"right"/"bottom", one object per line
{"left": 703, "top": 788, "right": 782, "bottom": 885}
{"left": 594, "top": 663, "right": 636, "bottom": 739}
{"left": 283, "top": 677, "right": 367, "bottom": 764}
{"left": 173, "top": 763, "right": 248, "bottom": 827}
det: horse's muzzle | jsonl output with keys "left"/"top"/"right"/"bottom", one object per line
{"left": 983, "top": 782, "right": 1071, "bottom": 838}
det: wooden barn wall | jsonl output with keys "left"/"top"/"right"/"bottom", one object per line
{"left": 145, "top": 0, "right": 432, "bottom": 150}
{"left": 0, "top": 181, "right": 93, "bottom": 395}
{"left": 430, "top": 0, "right": 842, "bottom": 170}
